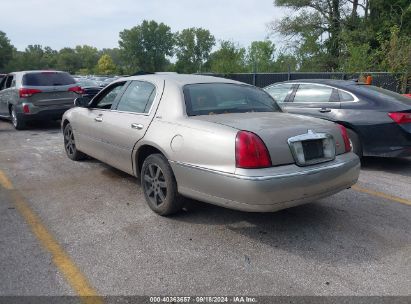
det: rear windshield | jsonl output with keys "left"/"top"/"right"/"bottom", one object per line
{"left": 183, "top": 83, "right": 281, "bottom": 116}
{"left": 22, "top": 72, "right": 76, "bottom": 86}
{"left": 353, "top": 85, "right": 411, "bottom": 104}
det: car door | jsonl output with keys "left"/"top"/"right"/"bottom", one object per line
{"left": 0, "top": 74, "right": 15, "bottom": 116}
{"left": 92, "top": 79, "right": 163, "bottom": 174}
{"left": 72, "top": 81, "right": 129, "bottom": 163}
{"left": 284, "top": 83, "right": 342, "bottom": 121}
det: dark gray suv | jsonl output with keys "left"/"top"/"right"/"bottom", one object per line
{"left": 0, "top": 70, "right": 82, "bottom": 129}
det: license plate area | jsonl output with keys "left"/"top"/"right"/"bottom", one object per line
{"left": 302, "top": 139, "right": 324, "bottom": 161}
{"left": 288, "top": 131, "right": 336, "bottom": 166}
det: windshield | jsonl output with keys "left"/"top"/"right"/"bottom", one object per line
{"left": 183, "top": 83, "right": 281, "bottom": 116}
{"left": 23, "top": 72, "right": 76, "bottom": 86}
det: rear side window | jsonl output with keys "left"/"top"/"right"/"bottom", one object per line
{"left": 339, "top": 90, "right": 355, "bottom": 102}
{"left": 22, "top": 72, "right": 76, "bottom": 86}
{"left": 116, "top": 81, "right": 156, "bottom": 114}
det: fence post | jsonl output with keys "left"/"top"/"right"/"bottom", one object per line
{"left": 287, "top": 64, "right": 291, "bottom": 81}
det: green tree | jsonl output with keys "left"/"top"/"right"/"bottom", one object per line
{"left": 0, "top": 31, "right": 14, "bottom": 72}
{"left": 75, "top": 45, "right": 99, "bottom": 72}
{"left": 57, "top": 47, "right": 81, "bottom": 73}
{"left": 208, "top": 41, "right": 246, "bottom": 73}
{"left": 119, "top": 20, "right": 174, "bottom": 73}
{"left": 96, "top": 54, "right": 117, "bottom": 75}
{"left": 272, "top": 0, "right": 344, "bottom": 69}
{"left": 246, "top": 40, "right": 276, "bottom": 72}
{"left": 175, "top": 27, "right": 215, "bottom": 73}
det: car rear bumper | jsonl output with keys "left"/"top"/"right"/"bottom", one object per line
{"left": 170, "top": 152, "right": 360, "bottom": 212}
{"left": 15, "top": 103, "right": 74, "bottom": 120}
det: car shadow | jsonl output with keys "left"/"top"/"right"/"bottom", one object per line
{"left": 25, "top": 120, "right": 62, "bottom": 132}
{"left": 361, "top": 156, "right": 411, "bottom": 177}
{"left": 171, "top": 198, "right": 410, "bottom": 265}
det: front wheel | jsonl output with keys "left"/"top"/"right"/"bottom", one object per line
{"left": 10, "top": 106, "right": 26, "bottom": 130}
{"left": 64, "top": 123, "right": 86, "bottom": 161}
{"left": 141, "top": 154, "right": 183, "bottom": 216}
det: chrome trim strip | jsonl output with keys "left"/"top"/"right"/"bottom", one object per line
{"left": 267, "top": 82, "right": 359, "bottom": 103}
{"left": 169, "top": 159, "right": 353, "bottom": 181}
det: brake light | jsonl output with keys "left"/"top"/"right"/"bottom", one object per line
{"left": 388, "top": 112, "right": 411, "bottom": 124}
{"left": 68, "top": 86, "right": 84, "bottom": 94}
{"left": 235, "top": 131, "right": 271, "bottom": 169}
{"left": 19, "top": 88, "right": 42, "bottom": 98}
{"left": 338, "top": 125, "right": 351, "bottom": 153}
{"left": 22, "top": 104, "right": 30, "bottom": 113}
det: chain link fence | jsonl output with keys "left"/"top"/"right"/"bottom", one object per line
{"left": 201, "top": 72, "right": 410, "bottom": 93}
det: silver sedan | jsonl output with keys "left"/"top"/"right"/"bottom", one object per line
{"left": 62, "top": 74, "right": 360, "bottom": 215}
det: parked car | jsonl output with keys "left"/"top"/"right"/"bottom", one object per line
{"left": 264, "top": 80, "right": 411, "bottom": 157}
{"left": 0, "top": 70, "right": 82, "bottom": 129}
{"left": 62, "top": 74, "right": 360, "bottom": 216}
{"left": 75, "top": 79, "right": 102, "bottom": 99}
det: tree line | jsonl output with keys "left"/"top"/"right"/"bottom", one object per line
{"left": 0, "top": 21, "right": 293, "bottom": 76}
{"left": 0, "top": 0, "right": 409, "bottom": 80}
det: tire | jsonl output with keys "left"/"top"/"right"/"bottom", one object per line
{"left": 10, "top": 106, "right": 26, "bottom": 130}
{"left": 141, "top": 153, "right": 183, "bottom": 216}
{"left": 346, "top": 128, "right": 362, "bottom": 157}
{"left": 63, "top": 123, "right": 86, "bottom": 161}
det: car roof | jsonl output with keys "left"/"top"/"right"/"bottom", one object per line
{"left": 272, "top": 79, "right": 362, "bottom": 88}
{"left": 117, "top": 74, "right": 246, "bottom": 87}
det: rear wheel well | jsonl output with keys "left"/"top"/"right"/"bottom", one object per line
{"left": 8, "top": 104, "right": 13, "bottom": 114}
{"left": 136, "top": 145, "right": 164, "bottom": 175}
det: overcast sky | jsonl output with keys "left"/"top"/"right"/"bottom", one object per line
{"left": 2, "top": 0, "right": 288, "bottom": 51}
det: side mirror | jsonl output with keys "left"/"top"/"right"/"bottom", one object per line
{"left": 74, "top": 97, "right": 91, "bottom": 108}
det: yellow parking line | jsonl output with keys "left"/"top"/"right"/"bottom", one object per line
{"left": 0, "top": 170, "right": 13, "bottom": 190}
{"left": 352, "top": 185, "right": 411, "bottom": 206}
{"left": 0, "top": 170, "right": 102, "bottom": 304}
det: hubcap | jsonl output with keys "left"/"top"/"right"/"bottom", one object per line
{"left": 143, "top": 164, "right": 167, "bottom": 206}
{"left": 64, "top": 126, "right": 76, "bottom": 156}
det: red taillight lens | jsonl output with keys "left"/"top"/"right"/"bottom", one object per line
{"left": 388, "top": 112, "right": 411, "bottom": 124}
{"left": 338, "top": 125, "right": 351, "bottom": 153}
{"left": 68, "top": 86, "right": 84, "bottom": 94}
{"left": 19, "top": 88, "right": 42, "bottom": 98}
{"left": 235, "top": 131, "right": 271, "bottom": 169}
{"left": 22, "top": 104, "right": 30, "bottom": 113}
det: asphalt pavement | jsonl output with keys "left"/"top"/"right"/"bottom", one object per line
{"left": 0, "top": 119, "right": 410, "bottom": 299}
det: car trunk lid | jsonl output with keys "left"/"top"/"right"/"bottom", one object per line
{"left": 192, "top": 112, "right": 346, "bottom": 166}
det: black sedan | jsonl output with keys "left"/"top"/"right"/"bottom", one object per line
{"left": 75, "top": 79, "right": 103, "bottom": 100}
{"left": 264, "top": 79, "right": 411, "bottom": 157}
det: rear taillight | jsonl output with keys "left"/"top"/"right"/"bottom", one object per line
{"left": 235, "top": 131, "right": 271, "bottom": 169}
{"left": 388, "top": 112, "right": 411, "bottom": 124}
{"left": 68, "top": 86, "right": 84, "bottom": 94}
{"left": 19, "top": 88, "right": 42, "bottom": 98}
{"left": 338, "top": 125, "right": 351, "bottom": 153}
{"left": 22, "top": 104, "right": 30, "bottom": 113}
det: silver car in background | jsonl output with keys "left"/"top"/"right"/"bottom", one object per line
{"left": 62, "top": 74, "right": 360, "bottom": 216}
{"left": 0, "top": 70, "right": 82, "bottom": 129}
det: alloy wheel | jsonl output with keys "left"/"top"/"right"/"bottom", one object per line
{"left": 143, "top": 164, "right": 167, "bottom": 207}
{"left": 64, "top": 125, "right": 76, "bottom": 156}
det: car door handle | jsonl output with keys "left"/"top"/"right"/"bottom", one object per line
{"left": 94, "top": 117, "right": 103, "bottom": 122}
{"left": 131, "top": 123, "right": 144, "bottom": 130}
{"left": 319, "top": 108, "right": 331, "bottom": 113}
